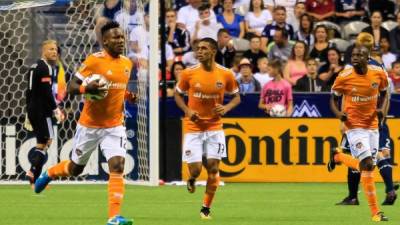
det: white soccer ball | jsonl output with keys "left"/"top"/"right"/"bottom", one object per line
{"left": 270, "top": 104, "right": 287, "bottom": 117}
{"left": 82, "top": 74, "right": 109, "bottom": 101}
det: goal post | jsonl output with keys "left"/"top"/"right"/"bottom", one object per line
{"left": 0, "top": 0, "right": 159, "bottom": 185}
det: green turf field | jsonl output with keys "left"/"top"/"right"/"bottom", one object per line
{"left": 0, "top": 183, "right": 399, "bottom": 225}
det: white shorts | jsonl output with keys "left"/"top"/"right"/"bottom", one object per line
{"left": 71, "top": 124, "right": 127, "bottom": 165}
{"left": 345, "top": 128, "right": 379, "bottom": 164}
{"left": 182, "top": 130, "right": 226, "bottom": 163}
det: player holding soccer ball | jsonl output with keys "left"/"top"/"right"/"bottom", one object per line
{"left": 175, "top": 37, "right": 240, "bottom": 219}
{"left": 25, "top": 40, "right": 66, "bottom": 186}
{"left": 258, "top": 59, "right": 293, "bottom": 117}
{"left": 35, "top": 21, "right": 136, "bottom": 225}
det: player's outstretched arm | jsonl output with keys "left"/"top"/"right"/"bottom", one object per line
{"left": 330, "top": 94, "right": 347, "bottom": 121}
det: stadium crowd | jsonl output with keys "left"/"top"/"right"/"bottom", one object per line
{"left": 99, "top": 0, "right": 400, "bottom": 116}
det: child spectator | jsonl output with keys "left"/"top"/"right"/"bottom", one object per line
{"left": 259, "top": 59, "right": 293, "bottom": 116}
{"left": 254, "top": 57, "right": 273, "bottom": 87}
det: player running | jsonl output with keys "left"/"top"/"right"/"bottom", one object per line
{"left": 330, "top": 33, "right": 397, "bottom": 206}
{"left": 329, "top": 46, "right": 389, "bottom": 221}
{"left": 34, "top": 21, "right": 136, "bottom": 225}
{"left": 174, "top": 37, "right": 240, "bottom": 219}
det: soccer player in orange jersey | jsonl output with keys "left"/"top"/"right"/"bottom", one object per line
{"left": 174, "top": 37, "right": 241, "bottom": 219}
{"left": 34, "top": 21, "right": 135, "bottom": 225}
{"left": 330, "top": 46, "right": 389, "bottom": 222}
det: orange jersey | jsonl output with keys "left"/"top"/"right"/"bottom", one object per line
{"left": 332, "top": 65, "right": 388, "bottom": 130}
{"left": 176, "top": 64, "right": 239, "bottom": 132}
{"left": 75, "top": 51, "right": 132, "bottom": 128}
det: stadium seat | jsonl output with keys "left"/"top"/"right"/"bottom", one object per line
{"left": 232, "top": 38, "right": 250, "bottom": 52}
{"left": 382, "top": 20, "right": 398, "bottom": 31}
{"left": 314, "top": 21, "right": 342, "bottom": 38}
{"left": 329, "top": 38, "right": 351, "bottom": 53}
{"left": 342, "top": 21, "right": 369, "bottom": 40}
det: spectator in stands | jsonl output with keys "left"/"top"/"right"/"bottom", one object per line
{"left": 390, "top": 12, "right": 400, "bottom": 55}
{"left": 95, "top": 0, "right": 123, "bottom": 45}
{"left": 113, "top": 0, "right": 144, "bottom": 33}
{"left": 261, "top": 6, "right": 294, "bottom": 53}
{"left": 390, "top": 60, "right": 400, "bottom": 93}
{"left": 191, "top": 3, "right": 223, "bottom": 41}
{"left": 174, "top": 0, "right": 188, "bottom": 11}
{"left": 318, "top": 47, "right": 343, "bottom": 88}
{"left": 166, "top": 8, "right": 191, "bottom": 56}
{"left": 305, "top": 0, "right": 335, "bottom": 22}
{"left": 290, "top": 2, "right": 306, "bottom": 33}
{"left": 236, "top": 58, "right": 262, "bottom": 93}
{"left": 210, "top": 0, "right": 224, "bottom": 15}
{"left": 362, "top": 11, "right": 390, "bottom": 47}
{"left": 294, "top": 58, "right": 328, "bottom": 92}
{"left": 166, "top": 61, "right": 186, "bottom": 97}
{"left": 254, "top": 57, "right": 273, "bottom": 87}
{"left": 268, "top": 28, "right": 294, "bottom": 62}
{"left": 244, "top": 0, "right": 272, "bottom": 37}
{"left": 265, "top": 0, "right": 299, "bottom": 32}
{"left": 243, "top": 35, "right": 268, "bottom": 72}
{"left": 309, "top": 25, "right": 330, "bottom": 64}
{"left": 215, "top": 29, "right": 236, "bottom": 68}
{"left": 334, "top": 0, "right": 365, "bottom": 25}
{"left": 182, "top": 39, "right": 200, "bottom": 67}
{"left": 129, "top": 9, "right": 149, "bottom": 63}
{"left": 217, "top": 0, "right": 245, "bottom": 38}
{"left": 284, "top": 41, "right": 308, "bottom": 86}
{"left": 177, "top": 0, "right": 203, "bottom": 33}
{"left": 259, "top": 59, "right": 293, "bottom": 116}
{"left": 380, "top": 37, "right": 397, "bottom": 70}
{"left": 368, "top": 0, "right": 395, "bottom": 21}
{"left": 294, "top": 14, "right": 315, "bottom": 49}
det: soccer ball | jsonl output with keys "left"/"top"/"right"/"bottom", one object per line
{"left": 82, "top": 74, "right": 109, "bottom": 101}
{"left": 270, "top": 104, "right": 287, "bottom": 117}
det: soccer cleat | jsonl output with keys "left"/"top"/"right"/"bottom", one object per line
{"left": 335, "top": 196, "right": 359, "bottom": 205}
{"left": 106, "top": 215, "right": 133, "bottom": 225}
{"left": 382, "top": 191, "right": 397, "bottom": 205}
{"left": 327, "top": 148, "right": 341, "bottom": 172}
{"left": 371, "top": 212, "right": 388, "bottom": 222}
{"left": 34, "top": 171, "right": 52, "bottom": 194}
{"left": 200, "top": 206, "right": 211, "bottom": 220}
{"left": 187, "top": 178, "right": 196, "bottom": 193}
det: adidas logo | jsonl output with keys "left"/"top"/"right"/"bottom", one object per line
{"left": 292, "top": 100, "right": 321, "bottom": 117}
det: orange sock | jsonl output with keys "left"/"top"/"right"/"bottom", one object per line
{"left": 203, "top": 173, "right": 220, "bottom": 208}
{"left": 48, "top": 160, "right": 71, "bottom": 178}
{"left": 108, "top": 173, "right": 125, "bottom": 218}
{"left": 361, "top": 171, "right": 379, "bottom": 216}
{"left": 334, "top": 152, "right": 359, "bottom": 170}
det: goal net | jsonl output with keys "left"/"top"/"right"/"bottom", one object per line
{"left": 0, "top": 0, "right": 158, "bottom": 185}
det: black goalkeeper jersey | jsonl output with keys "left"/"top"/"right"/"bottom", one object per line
{"left": 26, "top": 59, "right": 57, "bottom": 116}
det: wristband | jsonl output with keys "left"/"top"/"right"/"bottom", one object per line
{"left": 79, "top": 85, "right": 86, "bottom": 94}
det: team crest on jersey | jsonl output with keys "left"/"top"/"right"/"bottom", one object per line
{"left": 124, "top": 67, "right": 130, "bottom": 77}
{"left": 355, "top": 142, "right": 363, "bottom": 150}
{"left": 194, "top": 83, "right": 201, "bottom": 89}
{"left": 216, "top": 81, "right": 223, "bottom": 89}
{"left": 371, "top": 82, "right": 378, "bottom": 89}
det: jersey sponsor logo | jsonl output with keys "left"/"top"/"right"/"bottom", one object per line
{"left": 351, "top": 95, "right": 378, "bottom": 102}
{"left": 109, "top": 82, "right": 127, "bottom": 90}
{"left": 192, "top": 92, "right": 220, "bottom": 100}
{"left": 292, "top": 100, "right": 321, "bottom": 117}
{"left": 41, "top": 77, "right": 51, "bottom": 83}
